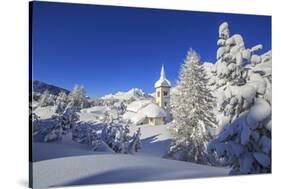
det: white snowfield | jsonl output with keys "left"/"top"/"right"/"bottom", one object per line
{"left": 33, "top": 154, "right": 229, "bottom": 188}
{"left": 32, "top": 124, "right": 229, "bottom": 188}
{"left": 79, "top": 106, "right": 118, "bottom": 122}
{"left": 34, "top": 106, "right": 56, "bottom": 120}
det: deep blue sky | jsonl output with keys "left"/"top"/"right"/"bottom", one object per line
{"left": 32, "top": 1, "right": 271, "bottom": 97}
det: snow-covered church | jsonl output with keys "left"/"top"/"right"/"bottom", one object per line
{"left": 123, "top": 65, "right": 171, "bottom": 125}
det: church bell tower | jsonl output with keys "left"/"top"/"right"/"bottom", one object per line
{"left": 154, "top": 65, "right": 171, "bottom": 109}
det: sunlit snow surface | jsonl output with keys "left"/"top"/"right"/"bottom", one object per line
{"left": 32, "top": 124, "right": 229, "bottom": 188}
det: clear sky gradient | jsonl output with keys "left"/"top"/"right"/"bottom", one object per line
{"left": 32, "top": 1, "right": 271, "bottom": 97}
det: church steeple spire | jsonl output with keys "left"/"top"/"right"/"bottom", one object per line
{"left": 154, "top": 64, "right": 171, "bottom": 88}
{"left": 160, "top": 64, "right": 166, "bottom": 80}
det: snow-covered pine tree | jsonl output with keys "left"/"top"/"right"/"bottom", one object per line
{"left": 208, "top": 22, "right": 272, "bottom": 174}
{"left": 102, "top": 115, "right": 128, "bottom": 153}
{"left": 48, "top": 94, "right": 56, "bottom": 106}
{"left": 54, "top": 91, "right": 68, "bottom": 113}
{"left": 129, "top": 127, "right": 141, "bottom": 154}
{"left": 168, "top": 49, "right": 217, "bottom": 165}
{"left": 31, "top": 112, "right": 40, "bottom": 136}
{"left": 44, "top": 106, "right": 80, "bottom": 142}
{"left": 38, "top": 90, "right": 51, "bottom": 107}
{"left": 211, "top": 22, "right": 268, "bottom": 126}
{"left": 85, "top": 128, "right": 102, "bottom": 151}
{"left": 70, "top": 109, "right": 141, "bottom": 153}
{"left": 68, "top": 84, "right": 87, "bottom": 109}
{"left": 121, "top": 124, "right": 131, "bottom": 153}
{"left": 99, "top": 111, "right": 142, "bottom": 153}
{"left": 116, "top": 101, "right": 127, "bottom": 115}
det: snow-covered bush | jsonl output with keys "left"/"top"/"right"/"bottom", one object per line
{"left": 72, "top": 124, "right": 112, "bottom": 151}
{"left": 101, "top": 114, "right": 140, "bottom": 154}
{"left": 115, "top": 101, "right": 127, "bottom": 115}
{"left": 31, "top": 112, "right": 40, "bottom": 136}
{"left": 168, "top": 49, "right": 217, "bottom": 165}
{"left": 44, "top": 107, "right": 79, "bottom": 142}
{"left": 72, "top": 111, "right": 142, "bottom": 154}
{"left": 33, "top": 106, "right": 80, "bottom": 142}
{"left": 129, "top": 128, "right": 142, "bottom": 153}
{"left": 208, "top": 22, "right": 272, "bottom": 174}
{"left": 86, "top": 129, "right": 102, "bottom": 151}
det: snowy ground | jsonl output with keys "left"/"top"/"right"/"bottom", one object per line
{"left": 33, "top": 153, "right": 229, "bottom": 188}
{"left": 32, "top": 123, "right": 229, "bottom": 188}
{"left": 131, "top": 124, "right": 172, "bottom": 157}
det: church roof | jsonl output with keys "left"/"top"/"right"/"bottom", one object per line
{"left": 154, "top": 65, "right": 171, "bottom": 88}
{"left": 138, "top": 103, "right": 167, "bottom": 118}
{"left": 123, "top": 101, "right": 167, "bottom": 124}
{"left": 126, "top": 99, "right": 152, "bottom": 113}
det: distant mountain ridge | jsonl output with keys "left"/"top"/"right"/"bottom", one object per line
{"left": 101, "top": 88, "right": 153, "bottom": 101}
{"left": 32, "top": 80, "right": 70, "bottom": 95}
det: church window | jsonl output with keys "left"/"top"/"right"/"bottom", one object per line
{"left": 157, "top": 91, "right": 160, "bottom": 97}
{"left": 163, "top": 91, "right": 168, "bottom": 96}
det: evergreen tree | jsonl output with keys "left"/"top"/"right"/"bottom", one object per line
{"left": 54, "top": 91, "right": 68, "bottom": 113}
{"left": 99, "top": 112, "right": 142, "bottom": 154}
{"left": 168, "top": 49, "right": 217, "bottom": 164}
{"left": 68, "top": 84, "right": 87, "bottom": 109}
{"left": 129, "top": 128, "right": 142, "bottom": 153}
{"left": 44, "top": 106, "right": 79, "bottom": 142}
{"left": 208, "top": 22, "right": 272, "bottom": 174}
{"left": 38, "top": 90, "right": 51, "bottom": 107}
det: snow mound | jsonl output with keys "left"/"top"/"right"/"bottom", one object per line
{"left": 79, "top": 106, "right": 118, "bottom": 123}
{"left": 81, "top": 106, "right": 110, "bottom": 114}
{"left": 32, "top": 140, "right": 111, "bottom": 162}
{"left": 131, "top": 124, "right": 172, "bottom": 157}
{"left": 34, "top": 106, "right": 57, "bottom": 119}
{"left": 32, "top": 154, "right": 229, "bottom": 188}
